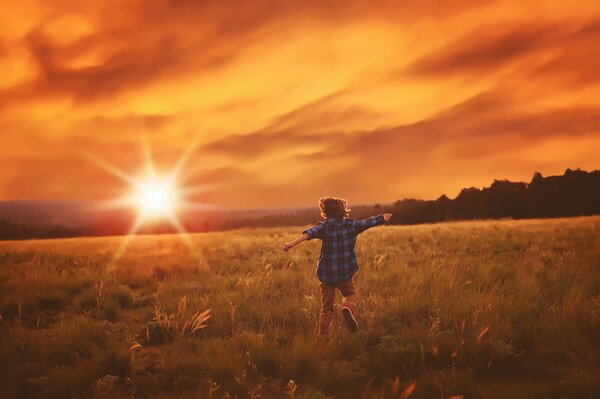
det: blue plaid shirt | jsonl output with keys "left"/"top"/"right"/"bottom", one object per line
{"left": 303, "top": 214, "right": 386, "bottom": 283}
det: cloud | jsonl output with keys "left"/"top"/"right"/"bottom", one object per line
{"left": 0, "top": 0, "right": 489, "bottom": 108}
{"left": 407, "top": 23, "right": 559, "bottom": 76}
{"left": 1, "top": 0, "right": 599, "bottom": 207}
{"left": 0, "top": 27, "right": 237, "bottom": 106}
{"left": 406, "top": 16, "right": 600, "bottom": 85}
{"left": 183, "top": 87, "right": 600, "bottom": 205}
{"left": 199, "top": 92, "right": 365, "bottom": 159}
{"left": 528, "top": 19, "right": 600, "bottom": 87}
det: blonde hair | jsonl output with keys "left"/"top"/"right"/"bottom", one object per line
{"left": 318, "top": 197, "right": 350, "bottom": 220}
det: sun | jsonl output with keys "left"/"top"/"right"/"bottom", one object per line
{"left": 134, "top": 178, "right": 178, "bottom": 218}
{"left": 83, "top": 134, "right": 219, "bottom": 264}
{"left": 85, "top": 134, "right": 221, "bottom": 265}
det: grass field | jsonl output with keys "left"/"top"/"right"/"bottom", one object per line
{"left": 0, "top": 217, "right": 599, "bottom": 399}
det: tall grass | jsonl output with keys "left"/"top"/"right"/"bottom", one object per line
{"left": 0, "top": 216, "right": 598, "bottom": 398}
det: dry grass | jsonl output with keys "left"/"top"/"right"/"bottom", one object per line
{"left": 152, "top": 295, "right": 211, "bottom": 340}
{"left": 0, "top": 216, "right": 599, "bottom": 398}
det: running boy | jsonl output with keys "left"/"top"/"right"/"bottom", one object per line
{"left": 281, "top": 197, "right": 392, "bottom": 337}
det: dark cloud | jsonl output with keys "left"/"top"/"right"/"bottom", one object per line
{"left": 0, "top": 0, "right": 491, "bottom": 107}
{"left": 529, "top": 19, "right": 600, "bottom": 86}
{"left": 0, "top": 29, "right": 236, "bottom": 106}
{"left": 408, "top": 24, "right": 557, "bottom": 75}
{"left": 407, "top": 17, "right": 600, "bottom": 82}
{"left": 531, "top": 51, "right": 600, "bottom": 86}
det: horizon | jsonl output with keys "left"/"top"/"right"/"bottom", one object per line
{"left": 1, "top": 167, "right": 598, "bottom": 242}
{"left": 0, "top": 167, "right": 594, "bottom": 211}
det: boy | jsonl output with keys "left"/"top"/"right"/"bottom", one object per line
{"left": 281, "top": 197, "right": 392, "bottom": 337}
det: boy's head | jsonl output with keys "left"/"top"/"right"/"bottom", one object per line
{"left": 318, "top": 197, "right": 350, "bottom": 220}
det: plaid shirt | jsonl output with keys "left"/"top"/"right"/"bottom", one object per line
{"left": 303, "top": 214, "right": 386, "bottom": 283}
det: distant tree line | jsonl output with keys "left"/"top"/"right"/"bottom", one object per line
{"left": 0, "top": 221, "right": 86, "bottom": 240}
{"left": 383, "top": 168, "right": 600, "bottom": 225}
{"left": 221, "top": 168, "right": 600, "bottom": 227}
{"left": 0, "top": 168, "right": 598, "bottom": 240}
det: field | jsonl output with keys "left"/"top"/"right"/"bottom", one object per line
{"left": 0, "top": 217, "right": 599, "bottom": 399}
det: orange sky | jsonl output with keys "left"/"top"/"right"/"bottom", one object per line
{"left": 1, "top": 0, "right": 600, "bottom": 208}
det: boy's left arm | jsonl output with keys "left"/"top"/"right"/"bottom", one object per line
{"left": 354, "top": 213, "right": 392, "bottom": 234}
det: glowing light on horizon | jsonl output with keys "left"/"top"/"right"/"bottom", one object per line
{"left": 133, "top": 178, "right": 178, "bottom": 219}
{"left": 84, "top": 135, "right": 215, "bottom": 265}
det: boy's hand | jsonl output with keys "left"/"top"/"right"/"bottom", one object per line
{"left": 383, "top": 213, "right": 393, "bottom": 222}
{"left": 282, "top": 233, "right": 308, "bottom": 252}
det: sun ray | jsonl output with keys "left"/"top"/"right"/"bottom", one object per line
{"left": 94, "top": 196, "right": 135, "bottom": 211}
{"left": 166, "top": 212, "right": 202, "bottom": 263}
{"left": 178, "top": 200, "right": 222, "bottom": 211}
{"left": 167, "top": 134, "right": 201, "bottom": 184}
{"left": 140, "top": 133, "right": 157, "bottom": 179}
{"left": 108, "top": 214, "right": 144, "bottom": 267}
{"left": 178, "top": 185, "right": 211, "bottom": 197}
{"left": 80, "top": 150, "right": 136, "bottom": 185}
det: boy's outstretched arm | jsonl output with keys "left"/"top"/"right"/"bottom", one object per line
{"left": 282, "top": 221, "right": 326, "bottom": 251}
{"left": 354, "top": 213, "right": 393, "bottom": 234}
{"left": 281, "top": 233, "right": 308, "bottom": 252}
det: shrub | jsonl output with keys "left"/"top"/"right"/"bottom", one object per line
{"left": 38, "top": 292, "right": 69, "bottom": 311}
{"left": 47, "top": 315, "right": 108, "bottom": 365}
{"left": 0, "top": 300, "right": 20, "bottom": 320}
{"left": 250, "top": 341, "right": 282, "bottom": 377}
{"left": 282, "top": 338, "right": 320, "bottom": 382}
{"left": 102, "top": 300, "right": 120, "bottom": 322}
{"left": 75, "top": 291, "right": 97, "bottom": 313}
{"left": 44, "top": 365, "right": 99, "bottom": 398}
{"left": 153, "top": 266, "right": 169, "bottom": 281}
{"left": 98, "top": 345, "right": 131, "bottom": 377}
{"left": 109, "top": 284, "right": 134, "bottom": 308}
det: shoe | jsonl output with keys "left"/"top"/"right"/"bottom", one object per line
{"left": 341, "top": 306, "right": 358, "bottom": 332}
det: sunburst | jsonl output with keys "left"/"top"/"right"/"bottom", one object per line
{"left": 83, "top": 135, "right": 215, "bottom": 263}
{"left": 133, "top": 177, "right": 178, "bottom": 219}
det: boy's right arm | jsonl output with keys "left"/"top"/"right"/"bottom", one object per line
{"left": 282, "top": 233, "right": 308, "bottom": 251}
{"left": 282, "top": 222, "right": 326, "bottom": 252}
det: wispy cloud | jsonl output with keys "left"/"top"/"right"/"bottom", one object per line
{"left": 1, "top": 0, "right": 599, "bottom": 207}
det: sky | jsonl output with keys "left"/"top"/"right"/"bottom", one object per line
{"left": 1, "top": 0, "right": 600, "bottom": 209}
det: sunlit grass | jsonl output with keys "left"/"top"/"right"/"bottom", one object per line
{"left": 0, "top": 216, "right": 598, "bottom": 398}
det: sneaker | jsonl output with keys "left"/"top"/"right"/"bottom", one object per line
{"left": 341, "top": 306, "right": 358, "bottom": 332}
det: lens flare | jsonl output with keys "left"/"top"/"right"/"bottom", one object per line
{"left": 84, "top": 134, "right": 216, "bottom": 265}
{"left": 134, "top": 179, "right": 177, "bottom": 218}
